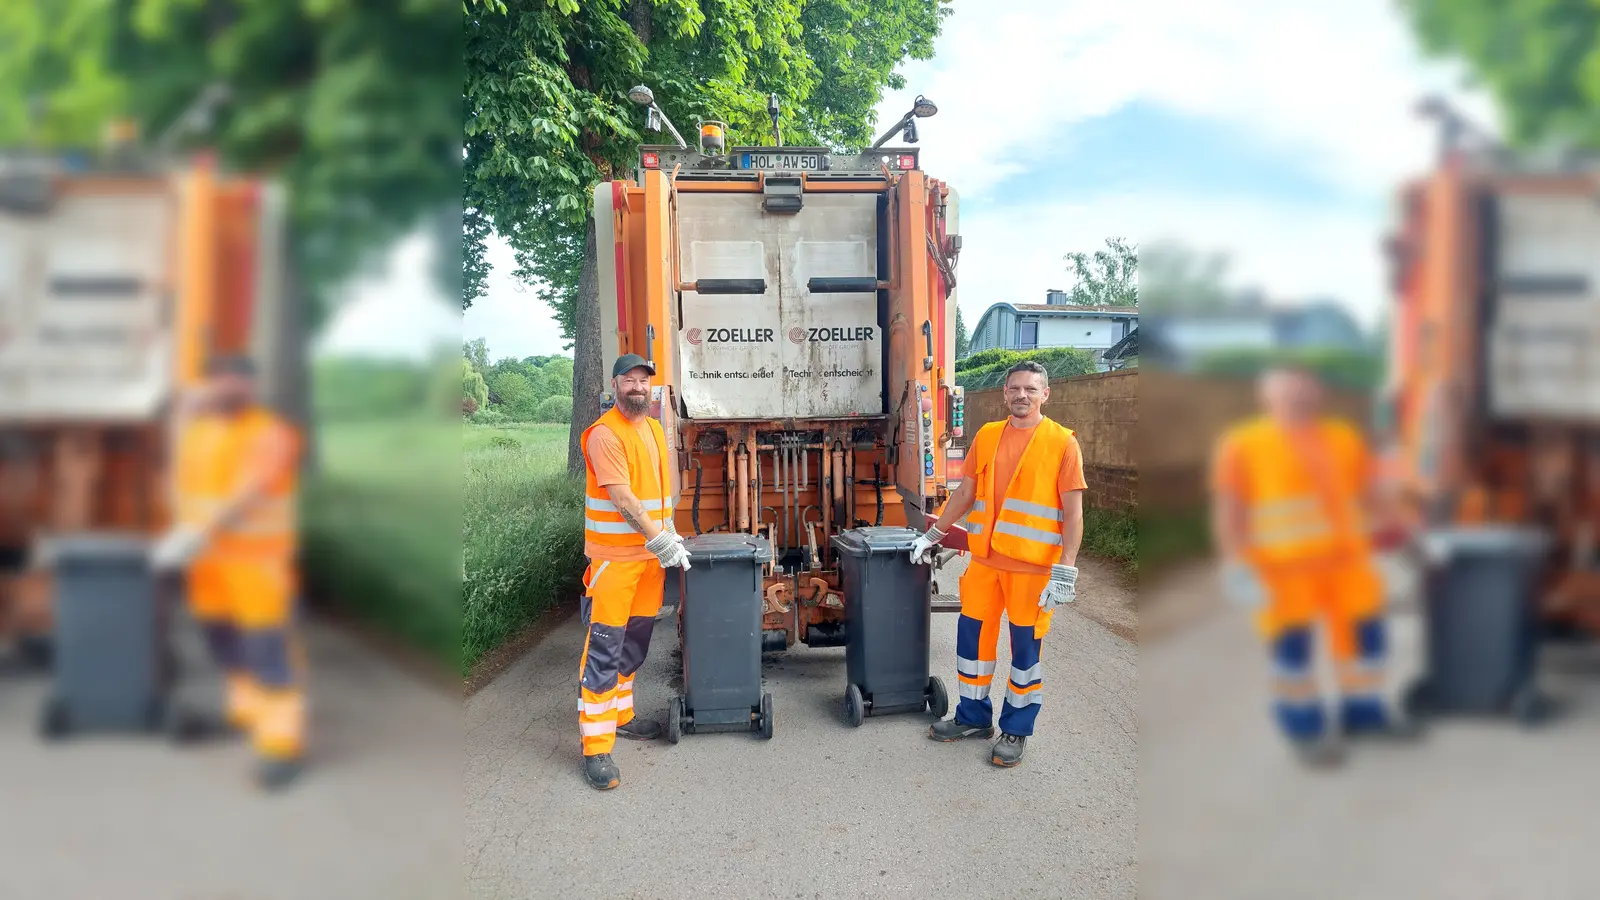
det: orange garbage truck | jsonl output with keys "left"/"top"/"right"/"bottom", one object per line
{"left": 1381, "top": 104, "right": 1600, "bottom": 638}
{"left": 591, "top": 94, "right": 967, "bottom": 653}
{"left": 0, "top": 134, "right": 304, "bottom": 666}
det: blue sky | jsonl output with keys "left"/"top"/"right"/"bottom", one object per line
{"left": 327, "top": 0, "right": 1500, "bottom": 362}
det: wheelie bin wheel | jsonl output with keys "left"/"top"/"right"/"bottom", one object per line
{"left": 927, "top": 675, "right": 949, "bottom": 719}
{"left": 1401, "top": 678, "right": 1433, "bottom": 721}
{"left": 758, "top": 692, "right": 774, "bottom": 740}
{"left": 1509, "top": 684, "right": 1548, "bottom": 728}
{"left": 843, "top": 684, "right": 865, "bottom": 728}
{"left": 667, "top": 696, "right": 682, "bottom": 745}
{"left": 39, "top": 697, "right": 70, "bottom": 741}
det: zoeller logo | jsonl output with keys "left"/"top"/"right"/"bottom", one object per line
{"left": 793, "top": 326, "right": 876, "bottom": 342}
{"left": 686, "top": 327, "right": 774, "bottom": 345}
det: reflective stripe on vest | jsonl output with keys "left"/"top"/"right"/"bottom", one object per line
{"left": 1228, "top": 416, "right": 1366, "bottom": 566}
{"left": 964, "top": 418, "right": 1074, "bottom": 567}
{"left": 581, "top": 406, "right": 672, "bottom": 548}
{"left": 175, "top": 408, "right": 298, "bottom": 556}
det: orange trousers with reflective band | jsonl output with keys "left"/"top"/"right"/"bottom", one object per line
{"left": 953, "top": 559, "right": 1053, "bottom": 737}
{"left": 577, "top": 558, "right": 665, "bottom": 756}
{"left": 188, "top": 553, "right": 307, "bottom": 761}
{"left": 1254, "top": 554, "right": 1384, "bottom": 664}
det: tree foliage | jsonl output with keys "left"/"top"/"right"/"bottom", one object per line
{"left": 1063, "top": 236, "right": 1138, "bottom": 308}
{"left": 954, "top": 347, "right": 1100, "bottom": 390}
{"left": 462, "top": 0, "right": 951, "bottom": 329}
{"left": 462, "top": 358, "right": 489, "bottom": 410}
{"left": 1399, "top": 0, "right": 1600, "bottom": 148}
{"left": 1, "top": 0, "right": 461, "bottom": 327}
{"left": 954, "top": 305, "right": 969, "bottom": 359}
{"left": 465, "top": 337, "right": 576, "bottom": 423}
{"left": 1137, "top": 240, "right": 1233, "bottom": 314}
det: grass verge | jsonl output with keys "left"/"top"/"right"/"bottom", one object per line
{"left": 1082, "top": 506, "right": 1138, "bottom": 571}
{"left": 462, "top": 423, "right": 586, "bottom": 672}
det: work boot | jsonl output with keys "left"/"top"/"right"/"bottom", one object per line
{"left": 928, "top": 718, "right": 995, "bottom": 742}
{"left": 167, "top": 706, "right": 245, "bottom": 745}
{"left": 583, "top": 753, "right": 620, "bottom": 790}
{"left": 990, "top": 733, "right": 1027, "bottom": 768}
{"left": 255, "top": 757, "right": 304, "bottom": 792}
{"left": 617, "top": 718, "right": 662, "bottom": 741}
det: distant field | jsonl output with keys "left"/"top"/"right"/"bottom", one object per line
{"left": 301, "top": 417, "right": 461, "bottom": 668}
{"left": 462, "top": 423, "right": 586, "bottom": 671}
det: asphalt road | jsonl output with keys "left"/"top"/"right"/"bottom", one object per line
{"left": 0, "top": 619, "right": 462, "bottom": 900}
{"left": 1140, "top": 558, "right": 1600, "bottom": 900}
{"left": 464, "top": 555, "right": 1137, "bottom": 900}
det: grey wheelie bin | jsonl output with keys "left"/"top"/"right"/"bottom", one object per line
{"left": 669, "top": 533, "right": 774, "bottom": 742}
{"left": 832, "top": 526, "right": 947, "bottom": 727}
{"left": 37, "top": 534, "right": 174, "bottom": 739}
{"left": 1403, "top": 526, "right": 1552, "bottom": 726}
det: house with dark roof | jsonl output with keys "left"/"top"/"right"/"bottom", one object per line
{"left": 968, "top": 289, "right": 1139, "bottom": 371}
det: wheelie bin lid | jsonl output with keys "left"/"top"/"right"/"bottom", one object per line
{"left": 683, "top": 532, "right": 774, "bottom": 565}
{"left": 831, "top": 526, "right": 921, "bottom": 557}
{"left": 1417, "top": 526, "right": 1551, "bottom": 560}
{"left": 34, "top": 532, "right": 153, "bottom": 569}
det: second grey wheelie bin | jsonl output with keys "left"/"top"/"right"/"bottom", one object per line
{"left": 832, "top": 526, "right": 947, "bottom": 727}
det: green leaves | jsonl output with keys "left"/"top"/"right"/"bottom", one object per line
{"left": 1063, "top": 237, "right": 1139, "bottom": 308}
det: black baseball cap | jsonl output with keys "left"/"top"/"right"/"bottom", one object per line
{"left": 611, "top": 353, "right": 656, "bottom": 379}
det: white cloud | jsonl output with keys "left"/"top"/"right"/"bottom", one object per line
{"left": 461, "top": 233, "right": 570, "bottom": 360}
{"left": 316, "top": 230, "right": 460, "bottom": 361}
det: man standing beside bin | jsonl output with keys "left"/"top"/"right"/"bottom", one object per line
{"left": 910, "top": 361, "right": 1085, "bottom": 768}
{"left": 1209, "top": 364, "right": 1417, "bottom": 767}
{"left": 576, "top": 354, "right": 692, "bottom": 791}
{"left": 150, "top": 355, "right": 307, "bottom": 791}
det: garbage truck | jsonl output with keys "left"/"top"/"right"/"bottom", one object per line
{"left": 1380, "top": 99, "right": 1600, "bottom": 638}
{"left": 591, "top": 90, "right": 967, "bottom": 652}
{"left": 0, "top": 125, "right": 304, "bottom": 665}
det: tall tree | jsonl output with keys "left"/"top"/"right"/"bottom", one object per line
{"left": 954, "top": 305, "right": 969, "bottom": 359}
{"left": 1063, "top": 237, "right": 1138, "bottom": 307}
{"left": 0, "top": 0, "right": 461, "bottom": 328}
{"left": 1136, "top": 240, "right": 1232, "bottom": 314}
{"left": 1399, "top": 0, "right": 1600, "bottom": 148}
{"left": 464, "top": 0, "right": 950, "bottom": 473}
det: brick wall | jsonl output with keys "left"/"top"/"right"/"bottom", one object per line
{"left": 962, "top": 370, "right": 1138, "bottom": 511}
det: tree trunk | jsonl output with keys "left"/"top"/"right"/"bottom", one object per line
{"left": 568, "top": 215, "right": 604, "bottom": 476}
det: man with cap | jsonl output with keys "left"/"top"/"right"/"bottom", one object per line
{"left": 575, "top": 353, "right": 691, "bottom": 790}
{"left": 152, "top": 355, "right": 308, "bottom": 790}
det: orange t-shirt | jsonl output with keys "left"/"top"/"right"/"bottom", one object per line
{"left": 980, "top": 421, "right": 1088, "bottom": 575}
{"left": 585, "top": 418, "right": 664, "bottom": 563}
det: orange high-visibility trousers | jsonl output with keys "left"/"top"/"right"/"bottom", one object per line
{"left": 188, "top": 553, "right": 307, "bottom": 761}
{"left": 1256, "top": 554, "right": 1388, "bottom": 710}
{"left": 577, "top": 558, "right": 665, "bottom": 757}
{"left": 953, "top": 559, "right": 1054, "bottom": 737}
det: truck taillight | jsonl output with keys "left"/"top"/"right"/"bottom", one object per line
{"left": 641, "top": 151, "right": 660, "bottom": 168}
{"left": 898, "top": 154, "right": 916, "bottom": 169}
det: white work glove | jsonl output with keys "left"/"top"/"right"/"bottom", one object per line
{"left": 663, "top": 518, "right": 685, "bottom": 544}
{"left": 150, "top": 526, "right": 208, "bottom": 571}
{"left": 1038, "top": 564, "right": 1077, "bottom": 610}
{"left": 909, "top": 525, "right": 946, "bottom": 564}
{"left": 1219, "top": 560, "right": 1267, "bottom": 610}
{"left": 645, "top": 529, "right": 692, "bottom": 570}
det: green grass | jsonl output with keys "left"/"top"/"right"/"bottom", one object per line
{"left": 1082, "top": 507, "right": 1138, "bottom": 571}
{"left": 301, "top": 417, "right": 462, "bottom": 669}
{"left": 1137, "top": 509, "right": 1213, "bottom": 575}
{"left": 462, "top": 423, "right": 587, "bottom": 672}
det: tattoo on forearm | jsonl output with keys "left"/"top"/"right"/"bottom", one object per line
{"left": 618, "top": 499, "right": 649, "bottom": 534}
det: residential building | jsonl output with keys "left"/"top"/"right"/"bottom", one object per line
{"left": 968, "top": 289, "right": 1139, "bottom": 371}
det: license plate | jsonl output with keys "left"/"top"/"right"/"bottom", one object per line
{"left": 741, "top": 152, "right": 826, "bottom": 171}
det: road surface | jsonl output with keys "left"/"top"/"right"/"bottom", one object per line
{"left": 0, "top": 618, "right": 462, "bottom": 900}
{"left": 1140, "top": 557, "right": 1600, "bottom": 900}
{"left": 465, "top": 555, "right": 1137, "bottom": 899}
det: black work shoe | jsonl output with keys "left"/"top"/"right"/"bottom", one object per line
{"left": 169, "top": 709, "right": 245, "bottom": 744}
{"left": 990, "top": 733, "right": 1027, "bottom": 767}
{"left": 617, "top": 718, "right": 663, "bottom": 741}
{"left": 928, "top": 718, "right": 994, "bottom": 742}
{"left": 584, "top": 753, "right": 620, "bottom": 790}
{"left": 255, "top": 758, "right": 304, "bottom": 792}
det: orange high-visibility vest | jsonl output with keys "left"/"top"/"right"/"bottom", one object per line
{"left": 580, "top": 406, "right": 672, "bottom": 550}
{"left": 962, "top": 417, "right": 1074, "bottom": 568}
{"left": 1224, "top": 415, "right": 1369, "bottom": 568}
{"left": 175, "top": 407, "right": 299, "bottom": 557}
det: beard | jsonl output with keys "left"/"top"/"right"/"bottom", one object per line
{"left": 621, "top": 392, "right": 650, "bottom": 414}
